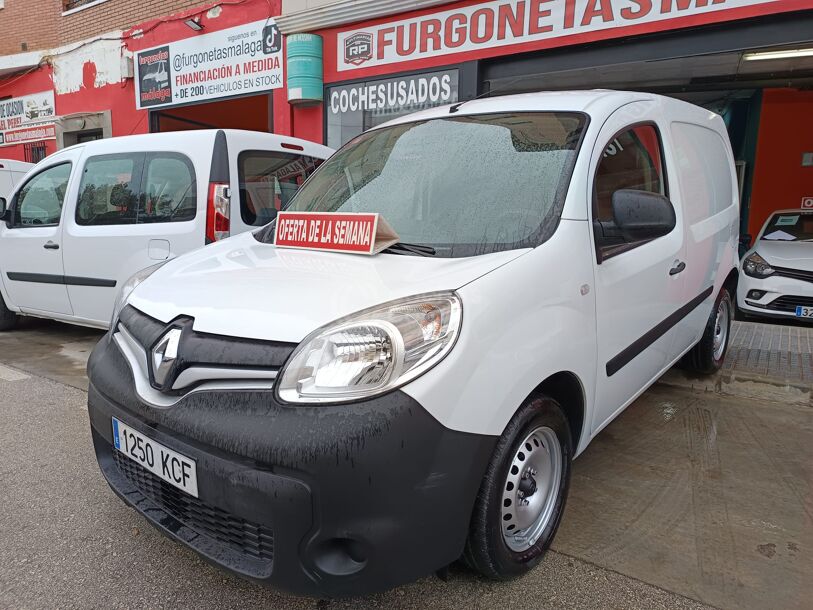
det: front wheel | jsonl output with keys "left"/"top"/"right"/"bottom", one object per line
{"left": 0, "top": 292, "right": 18, "bottom": 331}
{"left": 683, "top": 286, "right": 733, "bottom": 375}
{"left": 463, "top": 396, "right": 572, "bottom": 579}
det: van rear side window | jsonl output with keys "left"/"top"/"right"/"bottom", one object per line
{"left": 670, "top": 122, "right": 734, "bottom": 224}
{"left": 238, "top": 151, "right": 321, "bottom": 226}
{"left": 76, "top": 152, "right": 196, "bottom": 226}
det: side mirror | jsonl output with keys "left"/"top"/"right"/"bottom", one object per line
{"left": 611, "top": 189, "right": 676, "bottom": 242}
{"left": 0, "top": 197, "right": 8, "bottom": 223}
{"left": 739, "top": 233, "right": 752, "bottom": 249}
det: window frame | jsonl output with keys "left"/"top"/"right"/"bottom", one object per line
{"left": 74, "top": 151, "right": 197, "bottom": 227}
{"left": 237, "top": 149, "right": 322, "bottom": 227}
{"left": 11, "top": 161, "right": 73, "bottom": 229}
{"left": 591, "top": 121, "right": 671, "bottom": 263}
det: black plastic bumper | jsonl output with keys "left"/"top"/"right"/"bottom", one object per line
{"left": 87, "top": 334, "right": 497, "bottom": 597}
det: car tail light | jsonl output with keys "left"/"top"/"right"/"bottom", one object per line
{"left": 206, "top": 182, "right": 230, "bottom": 243}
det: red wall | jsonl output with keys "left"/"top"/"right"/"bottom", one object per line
{"left": 748, "top": 89, "right": 813, "bottom": 237}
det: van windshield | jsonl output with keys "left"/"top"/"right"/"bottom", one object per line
{"left": 257, "top": 112, "right": 587, "bottom": 257}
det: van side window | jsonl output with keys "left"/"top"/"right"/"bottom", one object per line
{"left": 141, "top": 153, "right": 196, "bottom": 223}
{"left": 76, "top": 152, "right": 196, "bottom": 226}
{"left": 76, "top": 154, "right": 143, "bottom": 225}
{"left": 593, "top": 124, "right": 667, "bottom": 256}
{"left": 238, "top": 151, "right": 321, "bottom": 226}
{"left": 14, "top": 163, "right": 72, "bottom": 227}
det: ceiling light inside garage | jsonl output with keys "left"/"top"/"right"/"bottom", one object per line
{"left": 743, "top": 48, "right": 813, "bottom": 61}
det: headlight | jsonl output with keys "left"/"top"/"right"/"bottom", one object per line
{"left": 110, "top": 262, "right": 168, "bottom": 329}
{"left": 277, "top": 292, "right": 462, "bottom": 404}
{"left": 742, "top": 252, "right": 774, "bottom": 279}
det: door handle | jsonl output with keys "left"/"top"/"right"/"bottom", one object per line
{"left": 43, "top": 241, "right": 59, "bottom": 250}
{"left": 669, "top": 261, "right": 686, "bottom": 276}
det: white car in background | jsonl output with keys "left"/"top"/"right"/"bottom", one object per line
{"left": 0, "top": 130, "right": 332, "bottom": 331}
{"left": 738, "top": 209, "right": 813, "bottom": 321}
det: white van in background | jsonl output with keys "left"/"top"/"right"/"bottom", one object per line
{"left": 0, "top": 130, "right": 333, "bottom": 331}
{"left": 0, "top": 159, "right": 34, "bottom": 201}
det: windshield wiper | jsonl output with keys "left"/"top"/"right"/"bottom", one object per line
{"left": 383, "top": 242, "right": 437, "bottom": 257}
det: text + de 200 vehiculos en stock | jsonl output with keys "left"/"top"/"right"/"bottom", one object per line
{"left": 85, "top": 90, "right": 740, "bottom": 597}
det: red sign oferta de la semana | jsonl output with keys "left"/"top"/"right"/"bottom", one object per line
{"left": 273, "top": 211, "right": 399, "bottom": 255}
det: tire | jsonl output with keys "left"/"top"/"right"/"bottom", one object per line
{"left": 683, "top": 286, "right": 733, "bottom": 375}
{"left": 463, "top": 396, "right": 573, "bottom": 580}
{"left": 0, "top": 291, "right": 18, "bottom": 331}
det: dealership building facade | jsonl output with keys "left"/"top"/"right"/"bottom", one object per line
{"left": 1, "top": 0, "right": 812, "bottom": 235}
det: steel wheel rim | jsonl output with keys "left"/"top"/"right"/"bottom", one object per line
{"left": 501, "top": 426, "right": 563, "bottom": 552}
{"left": 713, "top": 298, "right": 730, "bottom": 361}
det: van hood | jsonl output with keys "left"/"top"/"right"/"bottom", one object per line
{"left": 753, "top": 240, "right": 813, "bottom": 271}
{"left": 128, "top": 232, "right": 528, "bottom": 342}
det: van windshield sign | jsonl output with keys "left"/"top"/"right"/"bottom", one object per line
{"left": 274, "top": 212, "right": 399, "bottom": 255}
{"left": 336, "top": 0, "right": 790, "bottom": 72}
{"left": 135, "top": 19, "right": 283, "bottom": 110}
{"left": 0, "top": 91, "right": 56, "bottom": 147}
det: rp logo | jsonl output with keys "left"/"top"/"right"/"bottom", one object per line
{"left": 344, "top": 32, "right": 373, "bottom": 66}
{"left": 263, "top": 24, "right": 281, "bottom": 54}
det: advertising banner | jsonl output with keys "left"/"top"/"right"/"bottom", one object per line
{"left": 0, "top": 91, "right": 57, "bottom": 147}
{"left": 327, "top": 69, "right": 458, "bottom": 119}
{"left": 336, "top": 0, "right": 790, "bottom": 72}
{"left": 135, "top": 19, "right": 283, "bottom": 110}
{"left": 274, "top": 212, "right": 399, "bottom": 255}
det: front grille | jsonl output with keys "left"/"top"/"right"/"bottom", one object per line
{"left": 773, "top": 266, "right": 813, "bottom": 284}
{"left": 765, "top": 295, "right": 813, "bottom": 312}
{"left": 112, "top": 449, "right": 274, "bottom": 561}
{"left": 118, "top": 305, "right": 296, "bottom": 370}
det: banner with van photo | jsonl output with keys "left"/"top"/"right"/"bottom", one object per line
{"left": 0, "top": 91, "right": 57, "bottom": 147}
{"left": 134, "top": 19, "right": 284, "bottom": 110}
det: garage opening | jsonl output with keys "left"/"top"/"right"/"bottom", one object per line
{"left": 150, "top": 93, "right": 272, "bottom": 133}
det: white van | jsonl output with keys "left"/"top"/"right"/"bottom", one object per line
{"left": 0, "top": 159, "right": 33, "bottom": 201}
{"left": 0, "top": 130, "right": 332, "bottom": 330}
{"left": 87, "top": 91, "right": 739, "bottom": 597}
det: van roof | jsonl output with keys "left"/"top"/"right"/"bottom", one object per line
{"left": 64, "top": 129, "right": 333, "bottom": 158}
{"left": 376, "top": 89, "right": 720, "bottom": 129}
{"left": 0, "top": 159, "right": 34, "bottom": 172}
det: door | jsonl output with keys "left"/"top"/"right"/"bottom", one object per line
{"left": 589, "top": 107, "right": 687, "bottom": 434}
{"left": 0, "top": 162, "right": 74, "bottom": 315}
{"left": 61, "top": 150, "right": 199, "bottom": 326}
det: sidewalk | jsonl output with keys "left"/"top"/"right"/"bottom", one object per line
{"left": 661, "top": 321, "right": 813, "bottom": 405}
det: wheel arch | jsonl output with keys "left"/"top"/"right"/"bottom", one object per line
{"left": 529, "top": 371, "right": 586, "bottom": 452}
{"left": 723, "top": 266, "right": 738, "bottom": 295}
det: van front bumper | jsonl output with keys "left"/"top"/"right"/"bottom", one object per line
{"left": 87, "top": 335, "right": 496, "bottom": 597}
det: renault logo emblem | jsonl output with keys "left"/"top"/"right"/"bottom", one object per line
{"left": 152, "top": 328, "right": 182, "bottom": 387}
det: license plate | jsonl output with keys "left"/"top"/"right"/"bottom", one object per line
{"left": 795, "top": 306, "right": 813, "bottom": 318}
{"left": 112, "top": 417, "right": 198, "bottom": 497}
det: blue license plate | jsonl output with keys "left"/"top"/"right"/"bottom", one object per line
{"left": 795, "top": 306, "right": 813, "bottom": 318}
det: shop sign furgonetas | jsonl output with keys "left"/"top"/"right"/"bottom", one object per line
{"left": 135, "top": 19, "right": 283, "bottom": 109}
{"left": 0, "top": 91, "right": 56, "bottom": 147}
{"left": 337, "top": 0, "right": 787, "bottom": 71}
